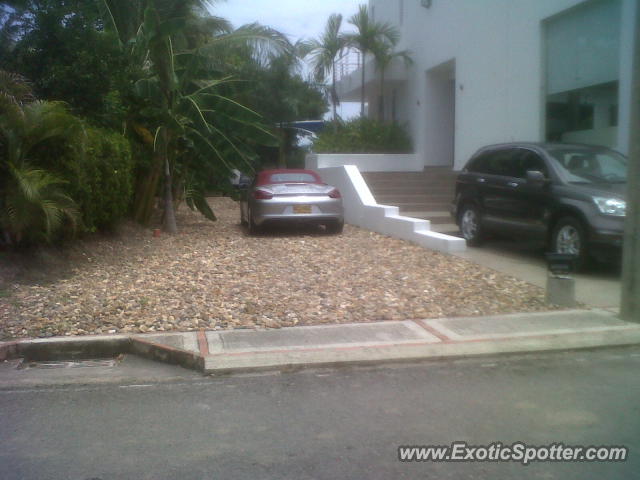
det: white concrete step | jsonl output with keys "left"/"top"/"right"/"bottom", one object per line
{"left": 399, "top": 211, "right": 453, "bottom": 224}
{"left": 429, "top": 223, "right": 460, "bottom": 234}
{"left": 400, "top": 210, "right": 451, "bottom": 218}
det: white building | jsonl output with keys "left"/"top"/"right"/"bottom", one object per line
{"left": 336, "top": 0, "right": 638, "bottom": 171}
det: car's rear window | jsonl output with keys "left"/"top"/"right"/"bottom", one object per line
{"left": 268, "top": 173, "right": 319, "bottom": 183}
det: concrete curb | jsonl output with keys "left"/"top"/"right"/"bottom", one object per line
{"left": 202, "top": 327, "right": 640, "bottom": 374}
{"left": 130, "top": 337, "right": 204, "bottom": 372}
{"left": 2, "top": 310, "right": 639, "bottom": 376}
{"left": 0, "top": 335, "right": 204, "bottom": 372}
{"left": 0, "top": 335, "right": 129, "bottom": 362}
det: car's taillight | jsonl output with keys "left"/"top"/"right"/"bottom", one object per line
{"left": 328, "top": 188, "right": 341, "bottom": 199}
{"left": 253, "top": 189, "right": 273, "bottom": 200}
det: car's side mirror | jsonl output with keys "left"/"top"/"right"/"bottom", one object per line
{"left": 237, "top": 175, "right": 251, "bottom": 190}
{"left": 526, "top": 170, "right": 547, "bottom": 187}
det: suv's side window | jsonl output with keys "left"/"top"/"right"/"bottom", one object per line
{"left": 488, "top": 149, "right": 519, "bottom": 177}
{"left": 468, "top": 149, "right": 517, "bottom": 176}
{"left": 512, "top": 150, "right": 549, "bottom": 179}
{"left": 467, "top": 152, "right": 491, "bottom": 174}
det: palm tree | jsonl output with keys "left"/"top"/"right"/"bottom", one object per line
{"left": 103, "top": 0, "right": 291, "bottom": 232}
{"left": 0, "top": 4, "right": 24, "bottom": 65}
{"left": 0, "top": 75, "right": 81, "bottom": 244}
{"left": 302, "top": 14, "right": 347, "bottom": 121}
{"left": 346, "top": 5, "right": 399, "bottom": 117}
{"left": 371, "top": 41, "right": 412, "bottom": 122}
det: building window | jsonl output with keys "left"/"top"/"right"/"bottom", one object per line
{"left": 544, "top": 0, "right": 621, "bottom": 148}
{"left": 546, "top": 82, "right": 619, "bottom": 143}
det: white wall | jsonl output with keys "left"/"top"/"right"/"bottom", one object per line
{"left": 362, "top": 0, "right": 632, "bottom": 170}
{"left": 318, "top": 165, "right": 466, "bottom": 254}
{"left": 306, "top": 153, "right": 423, "bottom": 172}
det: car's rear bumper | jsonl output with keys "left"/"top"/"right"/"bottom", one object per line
{"left": 256, "top": 214, "right": 344, "bottom": 226}
{"left": 252, "top": 197, "right": 343, "bottom": 226}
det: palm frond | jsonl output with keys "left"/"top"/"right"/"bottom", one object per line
{"left": 201, "top": 22, "right": 293, "bottom": 67}
{"left": 1, "top": 163, "right": 79, "bottom": 243}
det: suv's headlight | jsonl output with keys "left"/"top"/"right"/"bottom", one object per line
{"left": 593, "top": 197, "right": 626, "bottom": 216}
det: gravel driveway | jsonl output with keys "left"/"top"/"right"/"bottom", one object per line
{"left": 1, "top": 197, "right": 552, "bottom": 340}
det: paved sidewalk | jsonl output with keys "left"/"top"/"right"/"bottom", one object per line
{"left": 2, "top": 309, "right": 639, "bottom": 377}
{"left": 453, "top": 241, "right": 621, "bottom": 309}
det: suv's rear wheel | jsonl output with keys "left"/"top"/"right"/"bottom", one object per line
{"left": 551, "top": 217, "right": 589, "bottom": 271}
{"left": 459, "top": 204, "right": 484, "bottom": 245}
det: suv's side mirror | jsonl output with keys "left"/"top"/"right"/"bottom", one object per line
{"left": 526, "top": 170, "right": 547, "bottom": 187}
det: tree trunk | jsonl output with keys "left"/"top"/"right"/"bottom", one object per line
{"left": 331, "top": 65, "right": 338, "bottom": 123}
{"left": 277, "top": 127, "right": 287, "bottom": 168}
{"left": 360, "top": 52, "right": 366, "bottom": 117}
{"left": 161, "top": 128, "right": 177, "bottom": 234}
{"left": 378, "top": 67, "right": 385, "bottom": 122}
{"left": 620, "top": 15, "right": 640, "bottom": 321}
{"left": 133, "top": 154, "right": 162, "bottom": 225}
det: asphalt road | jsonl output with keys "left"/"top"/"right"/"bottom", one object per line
{"left": 1, "top": 348, "right": 639, "bottom": 480}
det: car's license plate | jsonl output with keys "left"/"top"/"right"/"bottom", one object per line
{"left": 293, "top": 205, "right": 312, "bottom": 214}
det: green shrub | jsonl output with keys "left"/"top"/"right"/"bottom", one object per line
{"left": 58, "top": 126, "right": 134, "bottom": 232}
{"left": 312, "top": 118, "right": 412, "bottom": 154}
{"left": 0, "top": 98, "right": 83, "bottom": 246}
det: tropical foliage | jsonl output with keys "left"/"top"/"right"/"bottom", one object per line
{"left": 0, "top": 0, "right": 330, "bottom": 244}
{"left": 313, "top": 117, "right": 412, "bottom": 154}
{"left": 371, "top": 38, "right": 412, "bottom": 122}
{"left": 346, "top": 5, "right": 399, "bottom": 118}
{"left": 58, "top": 126, "right": 134, "bottom": 232}
{"left": 102, "top": 0, "right": 304, "bottom": 232}
{"left": 234, "top": 48, "right": 327, "bottom": 167}
{"left": 0, "top": 74, "right": 82, "bottom": 245}
{"left": 301, "top": 14, "right": 347, "bottom": 122}
{"left": 1, "top": 1, "right": 135, "bottom": 127}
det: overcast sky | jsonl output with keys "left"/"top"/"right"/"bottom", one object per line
{"left": 212, "top": 0, "right": 362, "bottom": 43}
{"left": 211, "top": 0, "right": 363, "bottom": 119}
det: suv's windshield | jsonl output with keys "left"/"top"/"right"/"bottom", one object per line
{"left": 548, "top": 148, "right": 627, "bottom": 184}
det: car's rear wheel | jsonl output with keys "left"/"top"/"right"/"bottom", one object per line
{"left": 326, "top": 220, "right": 344, "bottom": 234}
{"left": 551, "top": 217, "right": 589, "bottom": 271}
{"left": 240, "top": 204, "right": 248, "bottom": 226}
{"left": 247, "top": 207, "right": 260, "bottom": 235}
{"left": 459, "top": 204, "right": 484, "bottom": 245}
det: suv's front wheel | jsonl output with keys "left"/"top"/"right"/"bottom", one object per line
{"left": 459, "top": 204, "right": 484, "bottom": 246}
{"left": 551, "top": 217, "right": 589, "bottom": 271}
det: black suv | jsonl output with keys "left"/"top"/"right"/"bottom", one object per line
{"left": 452, "top": 143, "right": 627, "bottom": 268}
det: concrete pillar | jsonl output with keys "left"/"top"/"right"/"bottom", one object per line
{"left": 617, "top": 0, "right": 638, "bottom": 154}
{"left": 546, "top": 276, "right": 577, "bottom": 308}
{"left": 620, "top": 0, "right": 640, "bottom": 322}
